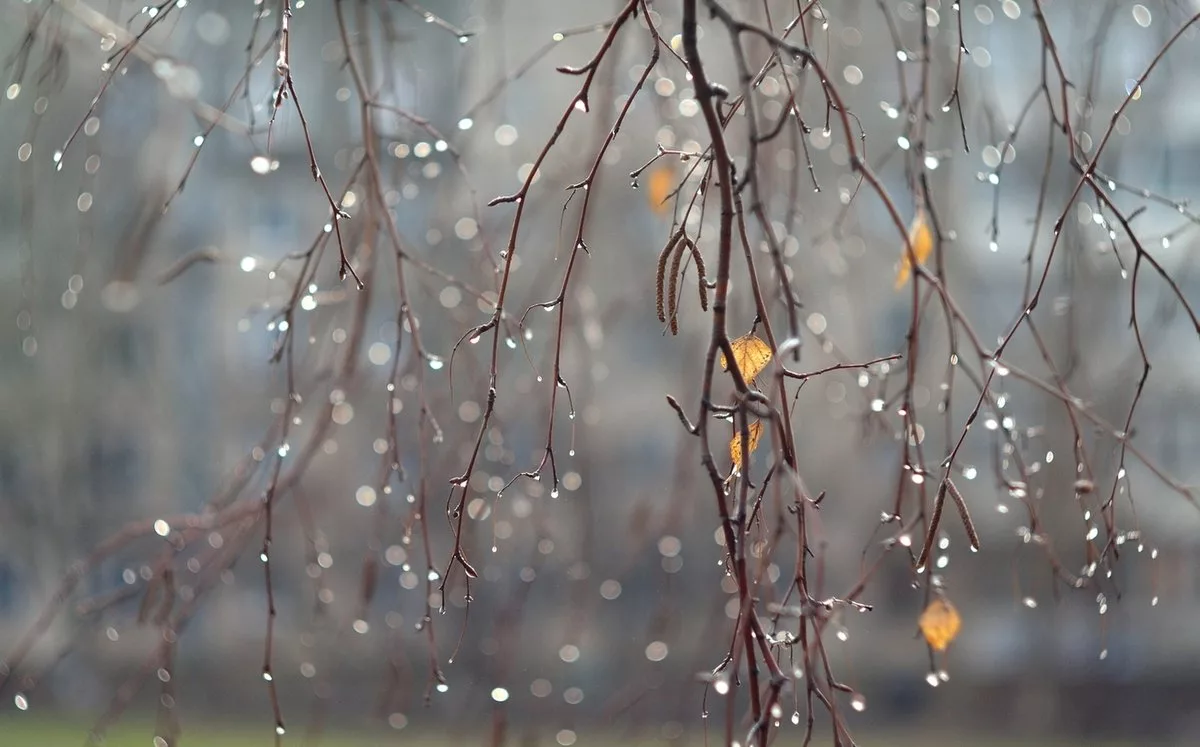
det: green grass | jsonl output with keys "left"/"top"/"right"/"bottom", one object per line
{"left": 0, "top": 716, "right": 1149, "bottom": 747}
{"left": 0, "top": 718, "right": 384, "bottom": 747}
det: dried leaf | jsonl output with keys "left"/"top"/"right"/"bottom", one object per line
{"left": 647, "top": 164, "right": 675, "bottom": 215}
{"left": 729, "top": 419, "right": 764, "bottom": 472}
{"left": 918, "top": 597, "right": 961, "bottom": 652}
{"left": 721, "top": 333, "right": 773, "bottom": 385}
{"left": 894, "top": 208, "right": 933, "bottom": 290}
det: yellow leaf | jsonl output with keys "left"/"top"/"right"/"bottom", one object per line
{"left": 647, "top": 164, "right": 675, "bottom": 215}
{"left": 721, "top": 333, "right": 773, "bottom": 385}
{"left": 894, "top": 208, "right": 933, "bottom": 290}
{"left": 730, "top": 419, "right": 764, "bottom": 472}
{"left": 918, "top": 597, "right": 961, "bottom": 652}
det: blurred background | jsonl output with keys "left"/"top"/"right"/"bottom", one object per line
{"left": 2, "top": 0, "right": 1200, "bottom": 744}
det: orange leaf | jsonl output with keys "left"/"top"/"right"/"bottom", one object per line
{"left": 721, "top": 333, "right": 773, "bottom": 385}
{"left": 647, "top": 164, "right": 675, "bottom": 215}
{"left": 730, "top": 419, "right": 764, "bottom": 473}
{"left": 894, "top": 208, "right": 933, "bottom": 290}
{"left": 918, "top": 597, "right": 961, "bottom": 652}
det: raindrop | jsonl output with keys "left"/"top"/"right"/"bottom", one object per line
{"left": 250, "top": 155, "right": 274, "bottom": 175}
{"left": 1132, "top": 4, "right": 1151, "bottom": 27}
{"left": 982, "top": 145, "right": 1001, "bottom": 168}
{"left": 644, "top": 641, "right": 669, "bottom": 661}
{"left": 494, "top": 124, "right": 518, "bottom": 146}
